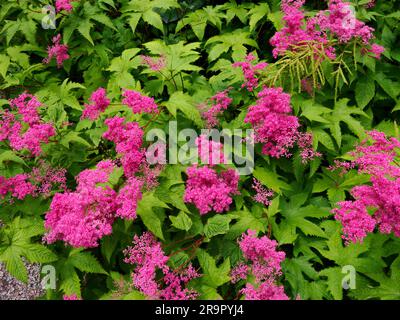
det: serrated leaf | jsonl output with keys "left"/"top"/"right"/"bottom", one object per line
{"left": 204, "top": 215, "right": 231, "bottom": 238}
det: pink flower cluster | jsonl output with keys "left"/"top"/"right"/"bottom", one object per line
{"left": 63, "top": 294, "right": 81, "bottom": 300}
{"left": 231, "top": 230, "right": 288, "bottom": 300}
{"left": 270, "top": 0, "right": 384, "bottom": 60}
{"left": 124, "top": 232, "right": 199, "bottom": 300}
{"left": 196, "top": 135, "right": 226, "bottom": 166}
{"left": 252, "top": 178, "right": 274, "bottom": 206}
{"left": 0, "top": 174, "right": 35, "bottom": 200}
{"left": 43, "top": 34, "right": 69, "bottom": 68}
{"left": 115, "top": 177, "right": 143, "bottom": 220}
{"left": 184, "top": 166, "right": 239, "bottom": 215}
{"left": 1, "top": 93, "right": 55, "bottom": 156}
{"left": 81, "top": 88, "right": 110, "bottom": 121}
{"left": 317, "top": 0, "right": 374, "bottom": 44}
{"left": 55, "top": 0, "right": 77, "bottom": 12}
{"left": 44, "top": 160, "right": 118, "bottom": 248}
{"left": 140, "top": 55, "right": 167, "bottom": 71}
{"left": 0, "top": 161, "right": 67, "bottom": 201}
{"left": 103, "top": 117, "right": 145, "bottom": 178}
{"left": 332, "top": 131, "right": 400, "bottom": 243}
{"left": 245, "top": 87, "right": 319, "bottom": 161}
{"left": 122, "top": 90, "right": 159, "bottom": 114}
{"left": 201, "top": 89, "right": 232, "bottom": 128}
{"left": 233, "top": 53, "right": 268, "bottom": 92}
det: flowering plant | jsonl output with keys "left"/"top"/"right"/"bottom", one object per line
{"left": 0, "top": 0, "right": 399, "bottom": 301}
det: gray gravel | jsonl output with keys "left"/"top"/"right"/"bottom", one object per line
{"left": 0, "top": 258, "right": 45, "bottom": 300}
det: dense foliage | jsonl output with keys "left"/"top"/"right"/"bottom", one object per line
{"left": 0, "top": 0, "right": 400, "bottom": 300}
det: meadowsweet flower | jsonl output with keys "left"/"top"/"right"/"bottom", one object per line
{"left": 124, "top": 232, "right": 199, "bottom": 300}
{"left": 0, "top": 161, "right": 67, "bottom": 202}
{"left": 233, "top": 53, "right": 268, "bottom": 92}
{"left": 115, "top": 177, "right": 143, "bottom": 220}
{"left": 252, "top": 178, "right": 274, "bottom": 206}
{"left": 8, "top": 122, "right": 56, "bottom": 156}
{"left": 368, "top": 44, "right": 385, "bottom": 59}
{"left": 140, "top": 55, "right": 167, "bottom": 71}
{"left": 241, "top": 280, "right": 289, "bottom": 300}
{"left": 195, "top": 135, "right": 226, "bottom": 166}
{"left": 43, "top": 34, "right": 69, "bottom": 68}
{"left": 201, "top": 89, "right": 232, "bottom": 128}
{"left": 230, "top": 262, "right": 249, "bottom": 283}
{"left": 81, "top": 88, "right": 110, "bottom": 120}
{"left": 122, "top": 90, "right": 158, "bottom": 114}
{"left": 9, "top": 93, "right": 41, "bottom": 125}
{"left": 55, "top": 0, "right": 76, "bottom": 12}
{"left": 298, "top": 132, "right": 322, "bottom": 163}
{"left": 233, "top": 230, "right": 288, "bottom": 300}
{"left": 2, "top": 93, "right": 56, "bottom": 156}
{"left": 332, "top": 131, "right": 400, "bottom": 243}
{"left": 184, "top": 165, "right": 239, "bottom": 215}
{"left": 63, "top": 294, "right": 81, "bottom": 300}
{"left": 316, "top": 0, "right": 374, "bottom": 44}
{"left": 103, "top": 117, "right": 145, "bottom": 178}
{"left": 270, "top": 0, "right": 383, "bottom": 60}
{"left": 44, "top": 161, "right": 118, "bottom": 248}
{"left": 0, "top": 174, "right": 36, "bottom": 200}
{"left": 244, "top": 87, "right": 300, "bottom": 158}
{"left": 333, "top": 200, "right": 377, "bottom": 244}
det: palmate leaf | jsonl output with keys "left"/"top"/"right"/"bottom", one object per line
{"left": 144, "top": 40, "right": 202, "bottom": 74}
{"left": 122, "top": 0, "right": 180, "bottom": 34}
{"left": 225, "top": 209, "right": 267, "bottom": 240}
{"left": 252, "top": 167, "right": 292, "bottom": 194}
{"left": 325, "top": 98, "right": 369, "bottom": 147}
{"left": 195, "top": 249, "right": 231, "bottom": 289}
{"left": 57, "top": 249, "right": 108, "bottom": 297}
{"left": 248, "top": 2, "right": 270, "bottom": 32}
{"left": 272, "top": 197, "right": 331, "bottom": 245}
{"left": 205, "top": 29, "right": 258, "bottom": 62}
{"left": 312, "top": 168, "right": 371, "bottom": 204}
{"left": 176, "top": 6, "right": 223, "bottom": 40}
{"left": 283, "top": 256, "right": 320, "bottom": 298}
{"left": 107, "top": 48, "right": 141, "bottom": 89}
{"left": 163, "top": 91, "right": 203, "bottom": 128}
{"left": 355, "top": 76, "right": 375, "bottom": 108}
{"left": 0, "top": 217, "right": 57, "bottom": 283}
{"left": 170, "top": 211, "right": 192, "bottom": 231}
{"left": 62, "top": 2, "right": 116, "bottom": 45}
{"left": 350, "top": 257, "right": 400, "bottom": 300}
{"left": 315, "top": 221, "right": 371, "bottom": 268}
{"left": 1, "top": 18, "right": 37, "bottom": 45}
{"left": 220, "top": 1, "right": 252, "bottom": 25}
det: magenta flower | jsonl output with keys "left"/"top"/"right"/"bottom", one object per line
{"left": 184, "top": 165, "right": 239, "bottom": 215}
{"left": 43, "top": 34, "right": 69, "bottom": 68}
{"left": 122, "top": 90, "right": 159, "bottom": 114}
{"left": 81, "top": 88, "right": 110, "bottom": 120}
{"left": 233, "top": 53, "right": 268, "bottom": 92}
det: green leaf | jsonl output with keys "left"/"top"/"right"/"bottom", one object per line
{"left": 253, "top": 167, "right": 291, "bottom": 193}
{"left": 196, "top": 249, "right": 230, "bottom": 288}
{"left": 170, "top": 212, "right": 192, "bottom": 231}
{"left": 163, "top": 91, "right": 203, "bottom": 127}
{"left": 248, "top": 3, "right": 270, "bottom": 32}
{"left": 137, "top": 192, "right": 169, "bottom": 240}
{"left": 0, "top": 54, "right": 10, "bottom": 78}
{"left": 205, "top": 29, "right": 258, "bottom": 62}
{"left": 355, "top": 76, "right": 375, "bottom": 108}
{"left": 204, "top": 215, "right": 232, "bottom": 239}
{"left": 319, "top": 267, "right": 344, "bottom": 300}
{"left": 69, "top": 251, "right": 108, "bottom": 274}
